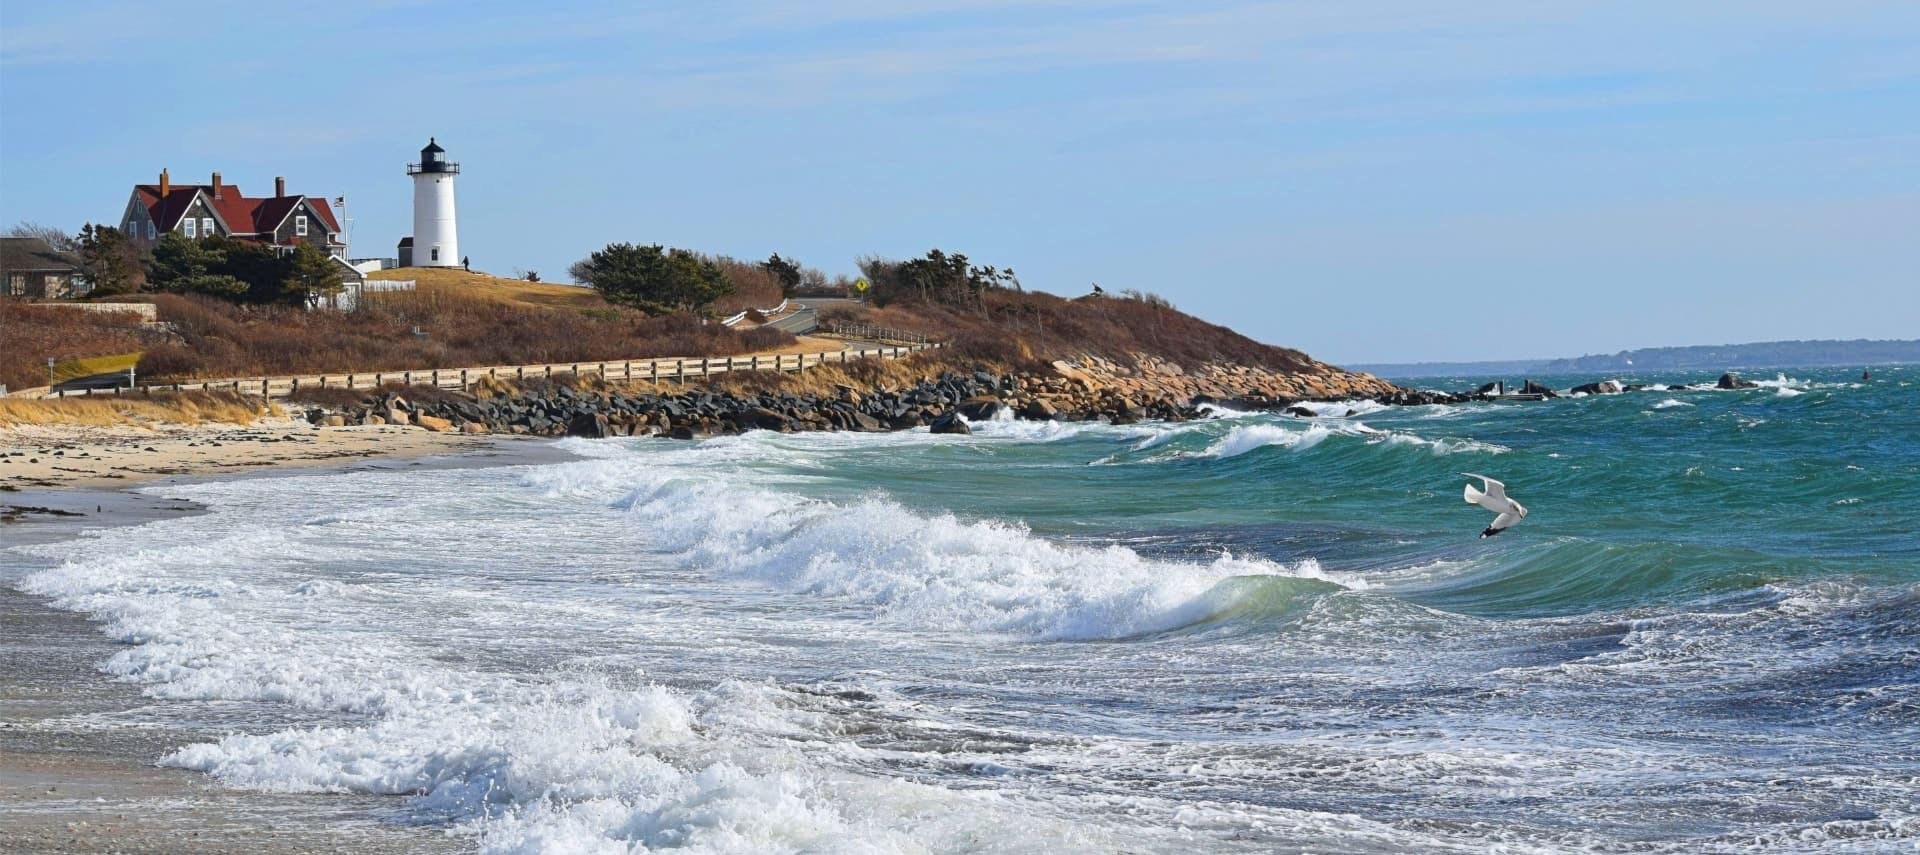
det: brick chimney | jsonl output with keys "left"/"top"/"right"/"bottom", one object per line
{"left": 211, "top": 171, "right": 223, "bottom": 199}
{"left": 275, "top": 176, "right": 286, "bottom": 197}
{"left": 159, "top": 168, "right": 170, "bottom": 197}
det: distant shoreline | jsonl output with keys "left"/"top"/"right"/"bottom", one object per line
{"left": 1348, "top": 339, "right": 1920, "bottom": 379}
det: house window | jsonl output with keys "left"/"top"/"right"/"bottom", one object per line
{"left": 6, "top": 274, "right": 24, "bottom": 296}
{"left": 296, "top": 215, "right": 308, "bottom": 237}
{"left": 146, "top": 221, "right": 155, "bottom": 240}
{"left": 183, "top": 219, "right": 197, "bottom": 238}
{"left": 203, "top": 217, "right": 215, "bottom": 236}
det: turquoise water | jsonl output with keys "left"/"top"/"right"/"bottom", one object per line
{"left": 8, "top": 365, "right": 1917, "bottom": 851}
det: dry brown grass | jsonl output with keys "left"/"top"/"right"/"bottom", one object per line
{"left": 0, "top": 301, "right": 155, "bottom": 391}
{"left": 368, "top": 268, "right": 609, "bottom": 310}
{"left": 125, "top": 288, "right": 795, "bottom": 382}
{"left": 855, "top": 290, "right": 1321, "bottom": 373}
{"left": 0, "top": 390, "right": 274, "bottom": 427}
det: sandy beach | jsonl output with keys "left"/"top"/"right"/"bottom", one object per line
{"left": 0, "top": 420, "right": 547, "bottom": 853}
{"left": 1, "top": 417, "right": 499, "bottom": 493}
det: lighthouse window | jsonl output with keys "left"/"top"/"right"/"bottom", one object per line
{"left": 296, "top": 216, "right": 308, "bottom": 237}
{"left": 431, "top": 248, "right": 440, "bottom": 262}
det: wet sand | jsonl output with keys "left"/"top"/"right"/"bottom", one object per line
{"left": 0, "top": 439, "right": 575, "bottom": 853}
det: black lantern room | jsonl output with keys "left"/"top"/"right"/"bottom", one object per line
{"left": 406, "top": 138, "right": 460, "bottom": 175}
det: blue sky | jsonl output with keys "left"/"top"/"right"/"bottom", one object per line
{"left": 3, "top": 1, "right": 1915, "bottom": 363}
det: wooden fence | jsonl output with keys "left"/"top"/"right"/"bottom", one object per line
{"left": 817, "top": 321, "right": 934, "bottom": 345}
{"left": 53, "top": 343, "right": 942, "bottom": 400}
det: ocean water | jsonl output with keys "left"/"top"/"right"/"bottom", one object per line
{"left": 8, "top": 365, "right": 1918, "bottom": 853}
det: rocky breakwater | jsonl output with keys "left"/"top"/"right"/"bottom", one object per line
{"left": 1052, "top": 355, "right": 1461, "bottom": 409}
{"left": 301, "top": 355, "right": 1445, "bottom": 441}
{"left": 303, "top": 370, "right": 1214, "bottom": 440}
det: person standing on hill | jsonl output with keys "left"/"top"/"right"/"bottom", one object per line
{"left": 462, "top": 256, "right": 471, "bottom": 272}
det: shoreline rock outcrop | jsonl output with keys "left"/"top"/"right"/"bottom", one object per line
{"left": 299, "top": 358, "right": 1462, "bottom": 440}
{"left": 293, "top": 357, "right": 1794, "bottom": 441}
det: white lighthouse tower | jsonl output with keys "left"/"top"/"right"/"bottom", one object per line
{"left": 406, "top": 138, "right": 460, "bottom": 267}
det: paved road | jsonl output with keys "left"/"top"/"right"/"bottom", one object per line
{"left": 764, "top": 297, "right": 865, "bottom": 336}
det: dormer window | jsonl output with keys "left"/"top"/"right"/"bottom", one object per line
{"left": 184, "top": 219, "right": 197, "bottom": 238}
{"left": 296, "top": 215, "right": 308, "bottom": 237}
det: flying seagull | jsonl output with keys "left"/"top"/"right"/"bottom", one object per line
{"left": 1462, "top": 473, "right": 1528, "bottom": 538}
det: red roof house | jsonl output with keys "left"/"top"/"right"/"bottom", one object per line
{"left": 119, "top": 169, "right": 346, "bottom": 257}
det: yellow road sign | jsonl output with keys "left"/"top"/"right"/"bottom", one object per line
{"left": 853, "top": 278, "right": 870, "bottom": 292}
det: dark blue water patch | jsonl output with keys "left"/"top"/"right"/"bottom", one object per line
{"left": 1065, "top": 520, "right": 1448, "bottom": 570}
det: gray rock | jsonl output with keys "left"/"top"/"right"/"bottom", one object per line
{"left": 929, "top": 412, "right": 971, "bottom": 434}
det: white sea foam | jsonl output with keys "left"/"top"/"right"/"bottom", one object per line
{"left": 1292, "top": 399, "right": 1391, "bottom": 417}
{"left": 583, "top": 466, "right": 1358, "bottom": 640}
{"left": 15, "top": 469, "right": 1150, "bottom": 852}
{"left": 1205, "top": 424, "right": 1335, "bottom": 458}
{"left": 1652, "top": 399, "right": 1692, "bottom": 409}
{"left": 1200, "top": 422, "right": 1507, "bottom": 459}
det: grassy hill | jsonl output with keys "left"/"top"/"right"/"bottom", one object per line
{"left": 1, "top": 271, "right": 795, "bottom": 390}
{"left": 367, "top": 267, "right": 609, "bottom": 311}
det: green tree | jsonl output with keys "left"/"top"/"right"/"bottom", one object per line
{"left": 147, "top": 233, "right": 249, "bottom": 300}
{"left": 862, "top": 249, "right": 1020, "bottom": 308}
{"left": 75, "top": 223, "right": 143, "bottom": 296}
{"left": 569, "top": 243, "right": 735, "bottom": 315}
{"left": 761, "top": 253, "right": 802, "bottom": 297}
{"left": 281, "top": 242, "right": 344, "bottom": 307}
{"left": 144, "top": 234, "right": 342, "bottom": 305}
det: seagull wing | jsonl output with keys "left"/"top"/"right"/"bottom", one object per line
{"left": 1461, "top": 473, "right": 1508, "bottom": 507}
{"left": 1487, "top": 512, "right": 1520, "bottom": 531}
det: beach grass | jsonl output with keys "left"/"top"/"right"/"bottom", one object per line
{"left": 0, "top": 391, "right": 276, "bottom": 428}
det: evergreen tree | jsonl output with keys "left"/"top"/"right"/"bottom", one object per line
{"left": 147, "top": 233, "right": 248, "bottom": 300}
{"left": 761, "top": 253, "right": 803, "bottom": 297}
{"left": 76, "top": 223, "right": 142, "bottom": 296}
{"left": 570, "top": 243, "right": 735, "bottom": 315}
{"left": 283, "top": 242, "right": 344, "bottom": 307}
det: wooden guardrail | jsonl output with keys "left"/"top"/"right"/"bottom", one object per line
{"left": 52, "top": 343, "right": 942, "bottom": 400}
{"left": 817, "top": 321, "right": 934, "bottom": 345}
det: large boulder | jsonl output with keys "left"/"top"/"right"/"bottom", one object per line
{"left": 415, "top": 415, "right": 453, "bottom": 432}
{"left": 956, "top": 396, "right": 1003, "bottom": 421}
{"left": 1520, "top": 380, "right": 1558, "bottom": 398}
{"left": 743, "top": 406, "right": 790, "bottom": 431}
{"left": 1019, "top": 398, "right": 1058, "bottom": 421}
{"left": 567, "top": 412, "right": 611, "bottom": 439}
{"left": 1717, "top": 372, "right": 1759, "bottom": 389}
{"left": 1569, "top": 380, "right": 1623, "bottom": 396}
{"left": 929, "top": 412, "right": 971, "bottom": 435}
